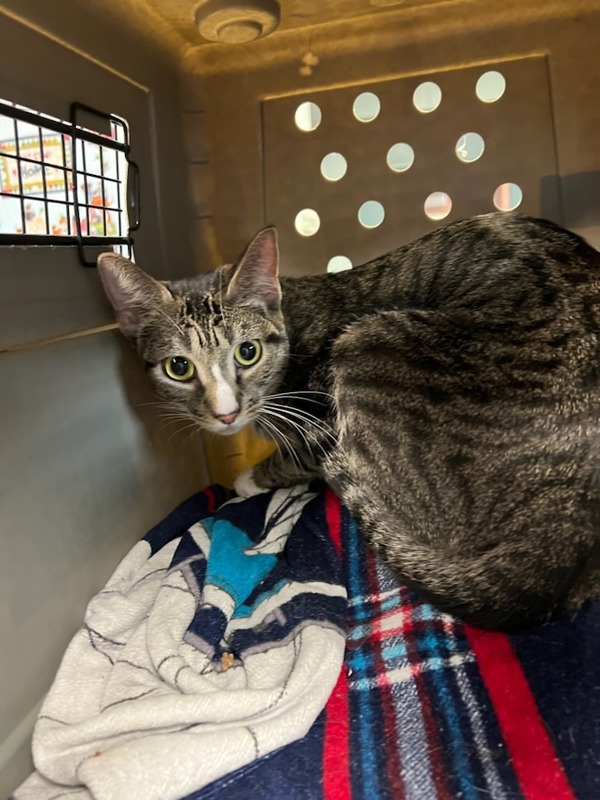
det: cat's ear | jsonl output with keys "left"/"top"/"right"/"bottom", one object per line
{"left": 97, "top": 253, "right": 174, "bottom": 339}
{"left": 225, "top": 226, "right": 281, "bottom": 312}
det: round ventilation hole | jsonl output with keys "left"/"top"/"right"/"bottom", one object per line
{"left": 413, "top": 82, "right": 442, "bottom": 113}
{"left": 387, "top": 143, "right": 415, "bottom": 172}
{"left": 327, "top": 255, "right": 353, "bottom": 273}
{"left": 294, "top": 208, "right": 320, "bottom": 236}
{"left": 493, "top": 183, "right": 523, "bottom": 211}
{"left": 455, "top": 132, "right": 485, "bottom": 163}
{"left": 320, "top": 152, "right": 347, "bottom": 182}
{"left": 358, "top": 200, "right": 385, "bottom": 229}
{"left": 424, "top": 191, "right": 452, "bottom": 221}
{"left": 353, "top": 92, "right": 381, "bottom": 123}
{"left": 294, "top": 101, "right": 321, "bottom": 132}
{"left": 476, "top": 71, "right": 506, "bottom": 103}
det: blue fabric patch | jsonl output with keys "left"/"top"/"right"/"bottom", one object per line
{"left": 202, "top": 517, "right": 278, "bottom": 610}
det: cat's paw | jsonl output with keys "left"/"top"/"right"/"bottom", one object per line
{"left": 234, "top": 469, "right": 269, "bottom": 498}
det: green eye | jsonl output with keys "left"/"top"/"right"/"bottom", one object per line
{"left": 164, "top": 356, "right": 195, "bottom": 382}
{"left": 234, "top": 340, "right": 262, "bottom": 367}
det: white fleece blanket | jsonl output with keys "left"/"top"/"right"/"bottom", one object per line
{"left": 14, "top": 485, "right": 347, "bottom": 800}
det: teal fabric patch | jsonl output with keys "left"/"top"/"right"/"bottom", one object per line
{"left": 203, "top": 517, "right": 277, "bottom": 610}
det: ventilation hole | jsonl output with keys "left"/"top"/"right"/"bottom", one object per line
{"left": 424, "top": 192, "right": 452, "bottom": 221}
{"left": 358, "top": 200, "right": 385, "bottom": 229}
{"left": 294, "top": 208, "right": 320, "bottom": 236}
{"left": 386, "top": 143, "right": 415, "bottom": 172}
{"left": 493, "top": 183, "right": 523, "bottom": 211}
{"left": 476, "top": 71, "right": 506, "bottom": 103}
{"left": 413, "top": 82, "right": 442, "bottom": 113}
{"left": 327, "top": 255, "right": 353, "bottom": 273}
{"left": 352, "top": 92, "right": 381, "bottom": 122}
{"left": 455, "top": 132, "right": 485, "bottom": 163}
{"left": 294, "top": 101, "right": 322, "bottom": 132}
{"left": 320, "top": 152, "right": 348, "bottom": 182}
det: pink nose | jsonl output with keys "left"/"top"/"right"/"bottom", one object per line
{"left": 217, "top": 412, "right": 239, "bottom": 425}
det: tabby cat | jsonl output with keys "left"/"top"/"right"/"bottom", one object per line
{"left": 98, "top": 213, "right": 600, "bottom": 629}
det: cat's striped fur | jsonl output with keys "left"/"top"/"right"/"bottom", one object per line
{"left": 98, "top": 213, "right": 600, "bottom": 629}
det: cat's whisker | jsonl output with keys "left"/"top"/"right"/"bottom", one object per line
{"left": 262, "top": 392, "right": 335, "bottom": 440}
{"left": 256, "top": 422, "right": 300, "bottom": 477}
{"left": 165, "top": 418, "right": 201, "bottom": 443}
{"left": 263, "top": 419, "right": 304, "bottom": 473}
{"left": 182, "top": 422, "right": 203, "bottom": 446}
{"left": 265, "top": 418, "right": 332, "bottom": 463}
{"left": 154, "top": 404, "right": 188, "bottom": 417}
{"left": 150, "top": 403, "right": 201, "bottom": 434}
{"left": 156, "top": 416, "right": 187, "bottom": 432}
{"left": 135, "top": 401, "right": 199, "bottom": 427}
{"left": 264, "top": 390, "right": 334, "bottom": 403}
{"left": 157, "top": 403, "right": 221, "bottom": 447}
{"left": 256, "top": 414, "right": 303, "bottom": 473}
{"left": 156, "top": 410, "right": 185, "bottom": 419}
{"left": 266, "top": 389, "right": 332, "bottom": 397}
{"left": 255, "top": 418, "right": 287, "bottom": 465}
{"left": 263, "top": 402, "right": 337, "bottom": 447}
{"left": 155, "top": 409, "right": 194, "bottom": 425}
{"left": 254, "top": 419, "right": 283, "bottom": 461}
{"left": 260, "top": 406, "right": 326, "bottom": 464}
{"left": 268, "top": 402, "right": 337, "bottom": 438}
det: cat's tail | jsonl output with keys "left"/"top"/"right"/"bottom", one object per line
{"left": 326, "top": 448, "right": 598, "bottom": 630}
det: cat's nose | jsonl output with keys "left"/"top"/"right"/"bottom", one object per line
{"left": 216, "top": 411, "right": 239, "bottom": 425}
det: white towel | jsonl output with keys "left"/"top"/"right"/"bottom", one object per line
{"left": 15, "top": 485, "right": 346, "bottom": 800}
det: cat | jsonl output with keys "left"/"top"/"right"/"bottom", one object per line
{"left": 98, "top": 212, "right": 600, "bottom": 629}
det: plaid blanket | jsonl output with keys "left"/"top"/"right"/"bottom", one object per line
{"left": 187, "top": 489, "right": 600, "bottom": 800}
{"left": 15, "top": 486, "right": 600, "bottom": 800}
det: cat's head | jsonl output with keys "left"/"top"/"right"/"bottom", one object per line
{"left": 97, "top": 227, "right": 288, "bottom": 436}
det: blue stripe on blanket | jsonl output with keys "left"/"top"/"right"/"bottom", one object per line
{"left": 344, "top": 514, "right": 384, "bottom": 800}
{"left": 419, "top": 634, "right": 481, "bottom": 800}
{"left": 459, "top": 655, "right": 526, "bottom": 799}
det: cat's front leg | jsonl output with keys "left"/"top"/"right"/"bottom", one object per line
{"left": 234, "top": 451, "right": 321, "bottom": 498}
{"left": 234, "top": 468, "right": 270, "bottom": 498}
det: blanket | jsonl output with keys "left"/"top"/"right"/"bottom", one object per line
{"left": 14, "top": 486, "right": 600, "bottom": 800}
{"left": 14, "top": 485, "right": 346, "bottom": 800}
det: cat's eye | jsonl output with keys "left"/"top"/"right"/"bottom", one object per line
{"left": 234, "top": 340, "right": 262, "bottom": 368}
{"left": 163, "top": 356, "right": 195, "bottom": 382}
